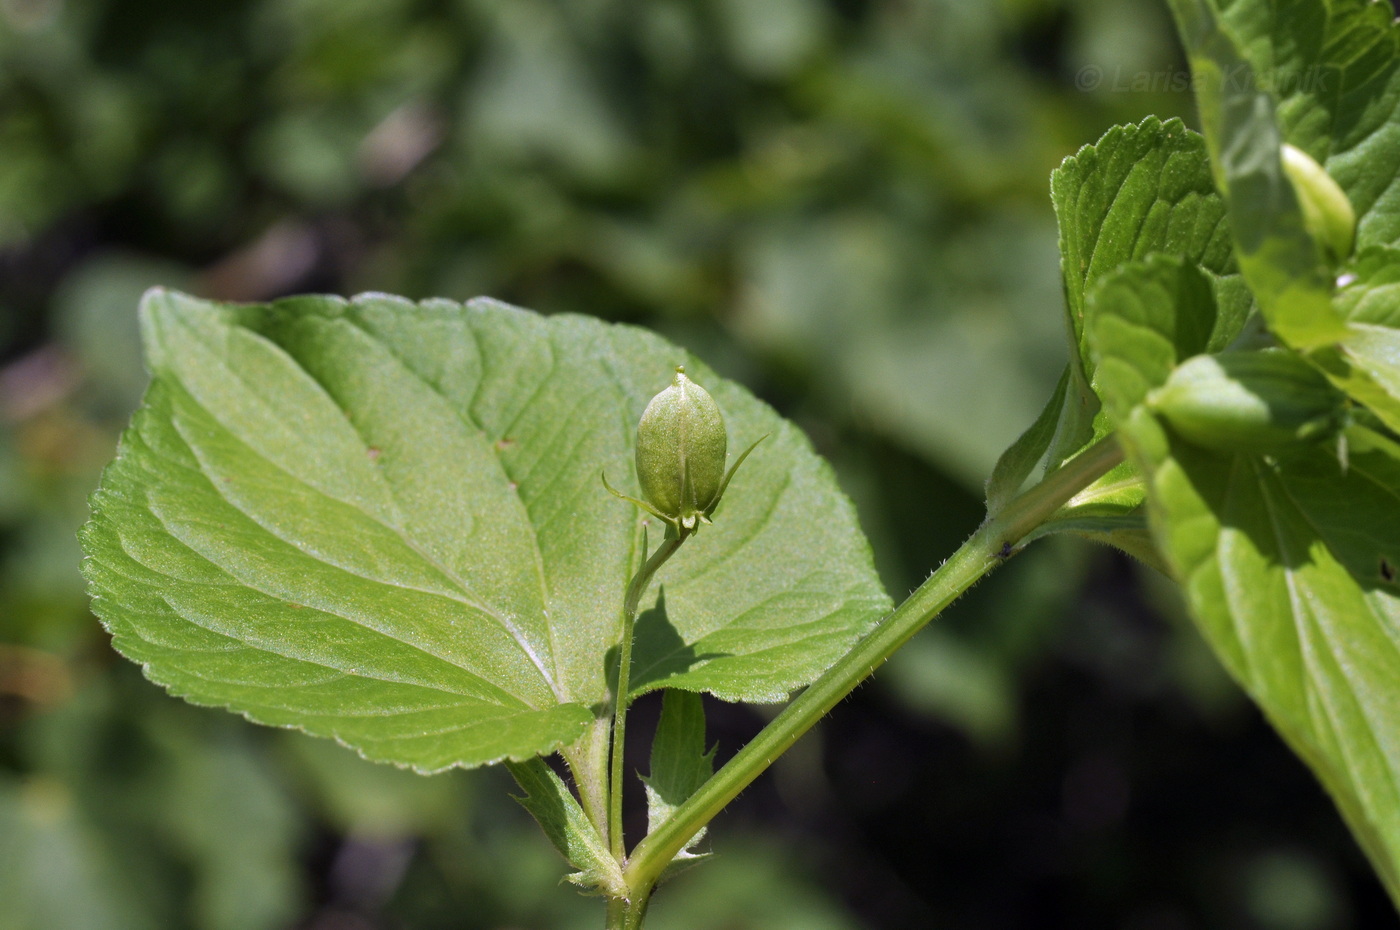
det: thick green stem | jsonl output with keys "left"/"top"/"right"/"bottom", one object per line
{"left": 605, "top": 895, "right": 648, "bottom": 930}
{"left": 622, "top": 435, "right": 1124, "bottom": 894}
{"left": 609, "top": 527, "right": 686, "bottom": 861}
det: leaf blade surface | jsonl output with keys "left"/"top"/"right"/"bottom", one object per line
{"left": 82, "top": 290, "right": 890, "bottom": 771}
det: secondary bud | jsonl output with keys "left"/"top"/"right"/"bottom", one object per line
{"left": 636, "top": 367, "right": 728, "bottom": 529}
{"left": 1148, "top": 350, "right": 1347, "bottom": 454}
{"left": 1281, "top": 143, "right": 1356, "bottom": 264}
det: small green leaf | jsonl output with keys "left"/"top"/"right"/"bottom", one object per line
{"left": 1034, "top": 252, "right": 1230, "bottom": 565}
{"left": 1090, "top": 257, "right": 1225, "bottom": 422}
{"left": 1052, "top": 116, "right": 1239, "bottom": 386}
{"left": 1035, "top": 255, "right": 1220, "bottom": 566}
{"left": 641, "top": 690, "right": 716, "bottom": 884}
{"left": 1049, "top": 115, "right": 1244, "bottom": 462}
{"left": 1087, "top": 252, "right": 1400, "bottom": 909}
{"left": 507, "top": 758, "right": 625, "bottom": 896}
{"left": 643, "top": 690, "right": 715, "bottom": 847}
{"left": 81, "top": 290, "right": 888, "bottom": 774}
{"left": 984, "top": 367, "right": 1069, "bottom": 516}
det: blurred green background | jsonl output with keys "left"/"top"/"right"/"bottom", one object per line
{"left": 0, "top": 0, "right": 1394, "bottom": 927}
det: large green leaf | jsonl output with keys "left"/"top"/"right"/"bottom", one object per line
{"left": 81, "top": 290, "right": 888, "bottom": 773}
{"left": 983, "top": 367, "right": 1069, "bottom": 516}
{"left": 1086, "top": 255, "right": 1400, "bottom": 907}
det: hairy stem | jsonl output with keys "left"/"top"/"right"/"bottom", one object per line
{"left": 605, "top": 895, "right": 647, "bottom": 930}
{"left": 609, "top": 526, "right": 685, "bottom": 861}
{"left": 623, "top": 434, "right": 1125, "bottom": 894}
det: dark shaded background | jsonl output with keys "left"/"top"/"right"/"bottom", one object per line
{"left": 1, "top": 0, "right": 1395, "bottom": 927}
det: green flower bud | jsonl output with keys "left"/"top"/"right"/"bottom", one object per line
{"left": 1148, "top": 350, "right": 1348, "bottom": 454}
{"left": 1281, "top": 143, "right": 1356, "bottom": 264}
{"left": 635, "top": 367, "right": 728, "bottom": 530}
{"left": 603, "top": 367, "right": 764, "bottom": 535}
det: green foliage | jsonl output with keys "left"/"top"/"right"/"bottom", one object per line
{"left": 1048, "top": 115, "right": 1245, "bottom": 470}
{"left": 1086, "top": 251, "right": 1400, "bottom": 903}
{"left": 642, "top": 690, "right": 715, "bottom": 869}
{"left": 1316, "top": 246, "right": 1400, "bottom": 433}
{"left": 1072, "top": 6, "right": 1400, "bottom": 898}
{"left": 983, "top": 369, "right": 1070, "bottom": 517}
{"left": 81, "top": 289, "right": 888, "bottom": 776}
{"left": 1029, "top": 115, "right": 1253, "bottom": 564}
{"left": 1048, "top": 1, "right": 1400, "bottom": 909}
{"left": 1328, "top": 245, "right": 1400, "bottom": 399}
{"left": 13, "top": 0, "right": 1400, "bottom": 925}
{"left": 1211, "top": 0, "right": 1400, "bottom": 252}
{"left": 1167, "top": 0, "right": 1346, "bottom": 349}
{"left": 8, "top": 1, "right": 1173, "bottom": 924}
{"left": 508, "top": 758, "right": 624, "bottom": 895}
{"left": 1050, "top": 115, "right": 1240, "bottom": 413}
{"left": 1146, "top": 350, "right": 1347, "bottom": 453}
{"left": 1168, "top": 0, "right": 1400, "bottom": 432}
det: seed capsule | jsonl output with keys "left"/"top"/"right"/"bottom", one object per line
{"left": 1281, "top": 143, "right": 1356, "bottom": 264}
{"left": 1148, "top": 350, "right": 1347, "bottom": 454}
{"left": 636, "top": 367, "right": 728, "bottom": 529}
